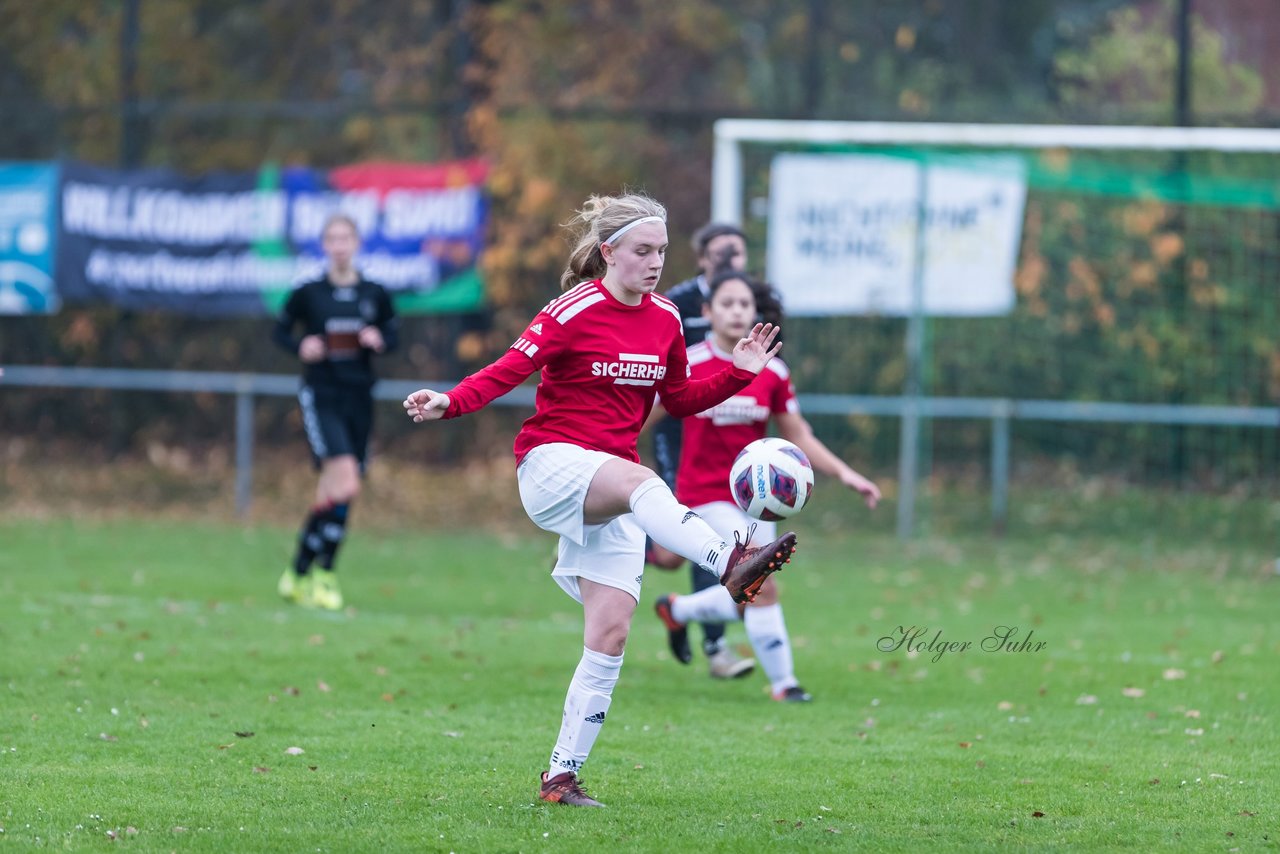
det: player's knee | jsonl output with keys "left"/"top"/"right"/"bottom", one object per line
{"left": 648, "top": 544, "right": 684, "bottom": 570}
{"left": 587, "top": 617, "right": 631, "bottom": 656}
{"left": 596, "top": 626, "right": 629, "bottom": 657}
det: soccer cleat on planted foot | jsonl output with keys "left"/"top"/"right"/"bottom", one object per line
{"left": 309, "top": 569, "right": 344, "bottom": 611}
{"left": 653, "top": 595, "right": 692, "bottom": 665}
{"left": 278, "top": 569, "right": 307, "bottom": 604}
{"left": 539, "top": 771, "right": 604, "bottom": 807}
{"left": 707, "top": 647, "right": 755, "bottom": 679}
{"left": 719, "top": 527, "right": 798, "bottom": 604}
{"left": 772, "top": 685, "right": 814, "bottom": 703}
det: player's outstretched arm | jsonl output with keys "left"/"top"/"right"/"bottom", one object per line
{"left": 731, "top": 323, "right": 782, "bottom": 375}
{"left": 404, "top": 389, "right": 451, "bottom": 422}
{"left": 776, "top": 411, "right": 881, "bottom": 509}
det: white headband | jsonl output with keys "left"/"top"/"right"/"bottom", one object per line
{"left": 602, "top": 215, "right": 666, "bottom": 246}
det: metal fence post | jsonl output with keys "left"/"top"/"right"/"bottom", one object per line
{"left": 896, "top": 399, "right": 919, "bottom": 540}
{"left": 991, "top": 400, "right": 1011, "bottom": 533}
{"left": 235, "top": 380, "right": 254, "bottom": 517}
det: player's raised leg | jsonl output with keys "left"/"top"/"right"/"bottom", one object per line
{"left": 584, "top": 460, "right": 797, "bottom": 602}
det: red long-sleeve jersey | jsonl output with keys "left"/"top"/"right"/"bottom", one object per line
{"left": 444, "top": 279, "right": 756, "bottom": 464}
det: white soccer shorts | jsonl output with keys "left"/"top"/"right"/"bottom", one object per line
{"left": 517, "top": 442, "right": 647, "bottom": 604}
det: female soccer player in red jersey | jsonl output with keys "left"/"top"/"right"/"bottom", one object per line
{"left": 651, "top": 270, "right": 881, "bottom": 703}
{"left": 403, "top": 193, "right": 797, "bottom": 807}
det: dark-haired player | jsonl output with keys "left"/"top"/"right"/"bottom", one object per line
{"left": 648, "top": 222, "right": 758, "bottom": 679}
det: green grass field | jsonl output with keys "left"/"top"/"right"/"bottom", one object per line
{"left": 1, "top": 511, "right": 1276, "bottom": 852}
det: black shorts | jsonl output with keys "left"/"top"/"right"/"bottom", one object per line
{"left": 297, "top": 382, "right": 374, "bottom": 471}
{"left": 651, "top": 415, "right": 684, "bottom": 491}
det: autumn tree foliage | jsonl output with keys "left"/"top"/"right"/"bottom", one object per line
{"left": 1, "top": 0, "right": 1278, "bottom": 484}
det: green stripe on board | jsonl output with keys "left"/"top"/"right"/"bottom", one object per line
{"left": 781, "top": 143, "right": 1280, "bottom": 210}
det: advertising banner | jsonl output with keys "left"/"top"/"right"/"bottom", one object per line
{"left": 766, "top": 153, "right": 1026, "bottom": 316}
{"left": 0, "top": 162, "right": 60, "bottom": 315}
{"left": 56, "top": 159, "right": 488, "bottom": 315}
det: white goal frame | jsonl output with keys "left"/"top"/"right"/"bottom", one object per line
{"left": 711, "top": 119, "right": 1280, "bottom": 224}
{"left": 710, "top": 119, "right": 1280, "bottom": 538}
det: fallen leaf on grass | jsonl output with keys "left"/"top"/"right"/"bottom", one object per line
{"left": 1163, "top": 669, "right": 1186, "bottom": 680}
{"left": 253, "top": 766, "right": 269, "bottom": 774}
{"left": 958, "top": 742, "right": 971, "bottom": 748}
{"left": 1239, "top": 810, "right": 1256, "bottom": 817}
{"left": 1076, "top": 695, "right": 1098, "bottom": 705}
{"left": 1185, "top": 709, "right": 1201, "bottom": 718}
{"left": 216, "top": 743, "right": 234, "bottom": 750}
{"left": 282, "top": 686, "right": 301, "bottom": 696}
{"left": 1032, "top": 811, "right": 1045, "bottom": 818}
{"left": 99, "top": 733, "right": 117, "bottom": 742}
{"left": 1185, "top": 728, "right": 1205, "bottom": 736}
{"left": 1149, "top": 778, "right": 1160, "bottom": 785}
{"left": 997, "top": 701, "right": 1014, "bottom": 711}
{"left": 284, "top": 746, "right": 305, "bottom": 755}
{"left": 234, "top": 731, "right": 254, "bottom": 738}
{"left": 317, "top": 680, "right": 331, "bottom": 693}
{"left": 308, "top": 766, "right": 317, "bottom": 771}
{"left": 381, "top": 693, "right": 395, "bottom": 703}
{"left": 1122, "top": 687, "right": 1145, "bottom": 698}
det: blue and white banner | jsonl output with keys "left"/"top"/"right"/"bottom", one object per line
{"left": 0, "top": 163, "right": 60, "bottom": 315}
{"left": 766, "top": 153, "right": 1027, "bottom": 316}
{"left": 55, "top": 159, "right": 489, "bottom": 316}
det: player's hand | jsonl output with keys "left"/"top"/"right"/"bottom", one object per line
{"left": 403, "top": 388, "right": 451, "bottom": 422}
{"left": 358, "top": 326, "right": 385, "bottom": 352}
{"left": 841, "top": 470, "right": 881, "bottom": 509}
{"left": 731, "top": 322, "right": 782, "bottom": 375}
{"left": 298, "top": 334, "right": 326, "bottom": 363}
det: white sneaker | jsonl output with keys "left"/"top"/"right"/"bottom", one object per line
{"left": 707, "top": 647, "right": 755, "bottom": 679}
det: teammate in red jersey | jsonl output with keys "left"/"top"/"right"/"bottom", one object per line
{"left": 403, "top": 193, "right": 798, "bottom": 807}
{"left": 652, "top": 269, "right": 880, "bottom": 702}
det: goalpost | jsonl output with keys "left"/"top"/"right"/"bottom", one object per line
{"left": 711, "top": 120, "right": 1280, "bottom": 539}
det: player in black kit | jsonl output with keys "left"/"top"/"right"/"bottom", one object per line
{"left": 648, "top": 222, "right": 757, "bottom": 678}
{"left": 272, "top": 213, "right": 399, "bottom": 609}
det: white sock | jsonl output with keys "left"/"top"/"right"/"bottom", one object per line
{"left": 744, "top": 604, "right": 797, "bottom": 694}
{"left": 548, "top": 647, "right": 623, "bottom": 778}
{"left": 629, "top": 479, "right": 730, "bottom": 576}
{"left": 671, "top": 585, "right": 742, "bottom": 625}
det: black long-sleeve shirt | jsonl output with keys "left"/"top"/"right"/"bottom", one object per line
{"left": 271, "top": 275, "right": 399, "bottom": 387}
{"left": 663, "top": 274, "right": 711, "bottom": 347}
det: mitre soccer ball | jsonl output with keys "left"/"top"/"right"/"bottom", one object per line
{"left": 729, "top": 438, "right": 814, "bottom": 521}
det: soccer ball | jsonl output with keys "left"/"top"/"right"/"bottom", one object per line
{"left": 729, "top": 438, "right": 814, "bottom": 521}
